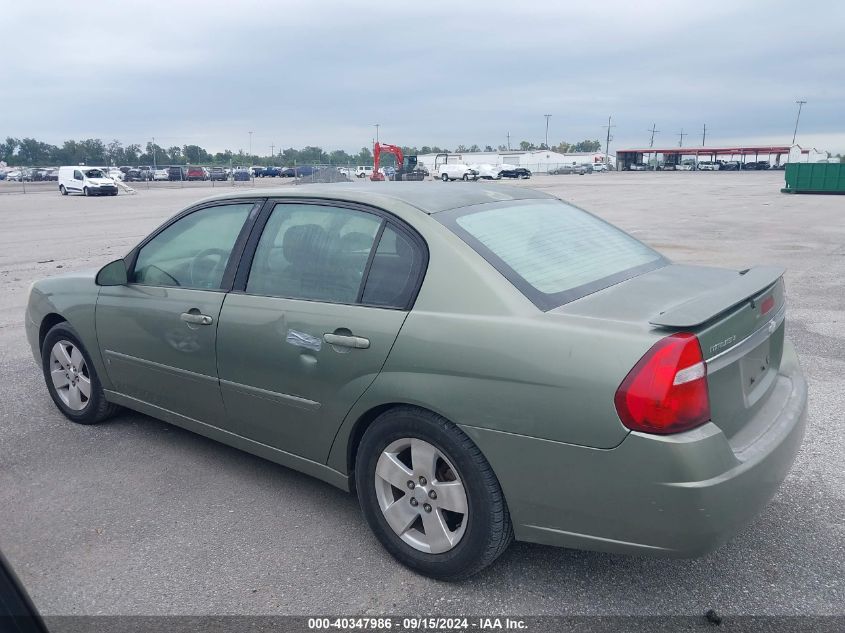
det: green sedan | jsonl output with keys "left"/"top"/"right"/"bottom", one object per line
{"left": 25, "top": 184, "right": 807, "bottom": 579}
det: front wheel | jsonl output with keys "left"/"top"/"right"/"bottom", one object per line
{"left": 41, "top": 322, "right": 119, "bottom": 425}
{"left": 83, "top": 187, "right": 89, "bottom": 196}
{"left": 462, "top": 174, "right": 469, "bottom": 181}
{"left": 356, "top": 406, "right": 513, "bottom": 580}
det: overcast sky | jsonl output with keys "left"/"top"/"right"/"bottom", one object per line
{"left": 2, "top": 1, "right": 843, "bottom": 154}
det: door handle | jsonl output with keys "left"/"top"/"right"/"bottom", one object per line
{"left": 180, "top": 312, "right": 213, "bottom": 325}
{"left": 323, "top": 333, "right": 370, "bottom": 349}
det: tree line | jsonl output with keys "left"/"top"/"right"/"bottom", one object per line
{"left": 0, "top": 136, "right": 605, "bottom": 167}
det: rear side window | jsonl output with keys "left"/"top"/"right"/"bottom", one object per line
{"left": 361, "top": 225, "right": 424, "bottom": 309}
{"left": 439, "top": 199, "right": 664, "bottom": 310}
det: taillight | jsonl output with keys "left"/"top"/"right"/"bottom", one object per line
{"left": 614, "top": 333, "right": 710, "bottom": 435}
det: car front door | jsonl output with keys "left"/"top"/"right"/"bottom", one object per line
{"left": 96, "top": 200, "right": 261, "bottom": 426}
{"left": 216, "top": 200, "right": 427, "bottom": 463}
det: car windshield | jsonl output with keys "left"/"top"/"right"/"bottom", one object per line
{"left": 439, "top": 199, "right": 665, "bottom": 310}
{"left": 85, "top": 169, "right": 105, "bottom": 178}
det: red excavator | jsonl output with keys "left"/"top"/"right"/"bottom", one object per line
{"left": 370, "top": 142, "right": 426, "bottom": 181}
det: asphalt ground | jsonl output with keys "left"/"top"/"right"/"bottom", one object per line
{"left": 0, "top": 172, "right": 842, "bottom": 617}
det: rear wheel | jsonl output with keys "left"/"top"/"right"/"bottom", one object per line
{"left": 462, "top": 174, "right": 469, "bottom": 181}
{"left": 356, "top": 406, "right": 512, "bottom": 580}
{"left": 41, "top": 322, "right": 119, "bottom": 425}
{"left": 441, "top": 173, "right": 449, "bottom": 182}
{"left": 59, "top": 185, "right": 67, "bottom": 195}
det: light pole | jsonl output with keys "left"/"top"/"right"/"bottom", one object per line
{"left": 374, "top": 124, "right": 380, "bottom": 143}
{"left": 248, "top": 131, "right": 253, "bottom": 163}
{"left": 152, "top": 136, "right": 156, "bottom": 171}
{"left": 792, "top": 100, "right": 807, "bottom": 145}
{"left": 543, "top": 114, "right": 552, "bottom": 148}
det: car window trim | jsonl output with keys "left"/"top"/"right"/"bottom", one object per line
{"left": 124, "top": 198, "right": 265, "bottom": 292}
{"left": 232, "top": 197, "right": 429, "bottom": 311}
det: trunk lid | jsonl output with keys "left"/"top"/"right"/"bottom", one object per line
{"left": 556, "top": 263, "right": 787, "bottom": 441}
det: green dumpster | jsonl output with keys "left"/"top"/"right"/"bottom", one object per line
{"left": 782, "top": 162, "right": 845, "bottom": 194}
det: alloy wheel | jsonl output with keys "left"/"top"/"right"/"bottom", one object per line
{"left": 49, "top": 340, "right": 90, "bottom": 411}
{"left": 374, "top": 437, "right": 468, "bottom": 554}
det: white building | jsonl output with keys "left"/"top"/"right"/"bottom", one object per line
{"left": 417, "top": 150, "right": 614, "bottom": 174}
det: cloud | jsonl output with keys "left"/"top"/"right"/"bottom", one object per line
{"left": 1, "top": 0, "right": 842, "bottom": 153}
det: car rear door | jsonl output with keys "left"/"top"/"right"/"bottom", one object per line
{"left": 216, "top": 199, "right": 427, "bottom": 463}
{"left": 96, "top": 200, "right": 262, "bottom": 426}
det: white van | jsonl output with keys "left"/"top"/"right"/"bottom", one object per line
{"left": 58, "top": 166, "right": 118, "bottom": 196}
{"left": 439, "top": 163, "right": 475, "bottom": 181}
{"left": 355, "top": 166, "right": 374, "bottom": 178}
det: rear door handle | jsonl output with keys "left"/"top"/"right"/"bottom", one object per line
{"left": 180, "top": 312, "right": 213, "bottom": 325}
{"left": 323, "top": 333, "right": 370, "bottom": 349}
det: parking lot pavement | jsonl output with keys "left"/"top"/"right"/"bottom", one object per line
{"left": 0, "top": 172, "right": 842, "bottom": 616}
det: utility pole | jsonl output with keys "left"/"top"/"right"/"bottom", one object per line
{"left": 543, "top": 114, "right": 552, "bottom": 148}
{"left": 678, "top": 128, "right": 687, "bottom": 147}
{"left": 269, "top": 144, "right": 275, "bottom": 164}
{"left": 152, "top": 136, "right": 156, "bottom": 170}
{"left": 648, "top": 124, "right": 659, "bottom": 148}
{"left": 248, "top": 131, "right": 253, "bottom": 160}
{"left": 792, "top": 99, "right": 807, "bottom": 145}
{"left": 374, "top": 124, "right": 380, "bottom": 143}
{"left": 602, "top": 116, "right": 615, "bottom": 166}
{"left": 506, "top": 132, "right": 511, "bottom": 150}
{"left": 702, "top": 124, "right": 707, "bottom": 146}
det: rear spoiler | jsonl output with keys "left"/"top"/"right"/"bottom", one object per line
{"left": 649, "top": 266, "right": 785, "bottom": 328}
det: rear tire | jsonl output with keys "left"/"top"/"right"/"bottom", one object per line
{"left": 441, "top": 173, "right": 449, "bottom": 182}
{"left": 59, "top": 185, "right": 67, "bottom": 195}
{"left": 356, "top": 406, "right": 513, "bottom": 580}
{"left": 41, "top": 322, "right": 119, "bottom": 425}
{"left": 462, "top": 174, "right": 469, "bottom": 181}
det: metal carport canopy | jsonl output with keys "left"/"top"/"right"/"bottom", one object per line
{"left": 616, "top": 145, "right": 809, "bottom": 156}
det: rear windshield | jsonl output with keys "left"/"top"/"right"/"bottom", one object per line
{"left": 437, "top": 199, "right": 665, "bottom": 310}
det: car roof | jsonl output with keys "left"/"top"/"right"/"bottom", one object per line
{"left": 193, "top": 183, "right": 554, "bottom": 215}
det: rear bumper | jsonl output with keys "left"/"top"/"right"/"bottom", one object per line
{"left": 461, "top": 340, "right": 807, "bottom": 556}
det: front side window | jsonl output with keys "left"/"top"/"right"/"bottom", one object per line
{"left": 132, "top": 203, "right": 253, "bottom": 289}
{"left": 73, "top": 170, "right": 82, "bottom": 180}
{"left": 247, "top": 203, "right": 382, "bottom": 303}
{"left": 439, "top": 199, "right": 664, "bottom": 310}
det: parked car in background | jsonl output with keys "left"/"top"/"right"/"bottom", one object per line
{"left": 744, "top": 161, "right": 770, "bottom": 171}
{"left": 233, "top": 168, "right": 251, "bottom": 181}
{"left": 209, "top": 167, "right": 228, "bottom": 181}
{"left": 152, "top": 168, "right": 169, "bottom": 181}
{"left": 498, "top": 165, "right": 531, "bottom": 179}
{"left": 697, "top": 161, "right": 720, "bottom": 171}
{"left": 4, "top": 170, "right": 22, "bottom": 181}
{"left": 261, "top": 166, "right": 281, "bottom": 177}
{"left": 124, "top": 168, "right": 145, "bottom": 182}
{"left": 186, "top": 166, "right": 209, "bottom": 181}
{"left": 439, "top": 163, "right": 475, "bottom": 181}
{"left": 250, "top": 166, "right": 266, "bottom": 177}
{"left": 470, "top": 164, "right": 502, "bottom": 180}
{"left": 0, "top": 171, "right": 6, "bottom": 180}
{"left": 58, "top": 166, "right": 118, "bottom": 196}
{"left": 629, "top": 163, "right": 647, "bottom": 171}
{"left": 591, "top": 162, "right": 608, "bottom": 172}
{"left": 167, "top": 166, "right": 185, "bottom": 181}
{"left": 356, "top": 166, "right": 375, "bottom": 178}
{"left": 720, "top": 161, "right": 740, "bottom": 171}
{"left": 43, "top": 169, "right": 59, "bottom": 181}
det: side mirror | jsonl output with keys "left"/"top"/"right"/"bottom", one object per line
{"left": 95, "top": 258, "right": 128, "bottom": 286}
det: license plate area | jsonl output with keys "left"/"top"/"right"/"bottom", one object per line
{"left": 740, "top": 337, "right": 774, "bottom": 406}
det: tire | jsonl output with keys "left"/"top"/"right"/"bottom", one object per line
{"left": 462, "top": 174, "right": 469, "bottom": 181}
{"left": 83, "top": 187, "right": 90, "bottom": 196}
{"left": 59, "top": 185, "right": 67, "bottom": 195}
{"left": 41, "top": 322, "right": 119, "bottom": 425}
{"left": 441, "top": 173, "right": 449, "bottom": 182}
{"left": 355, "top": 406, "right": 513, "bottom": 580}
